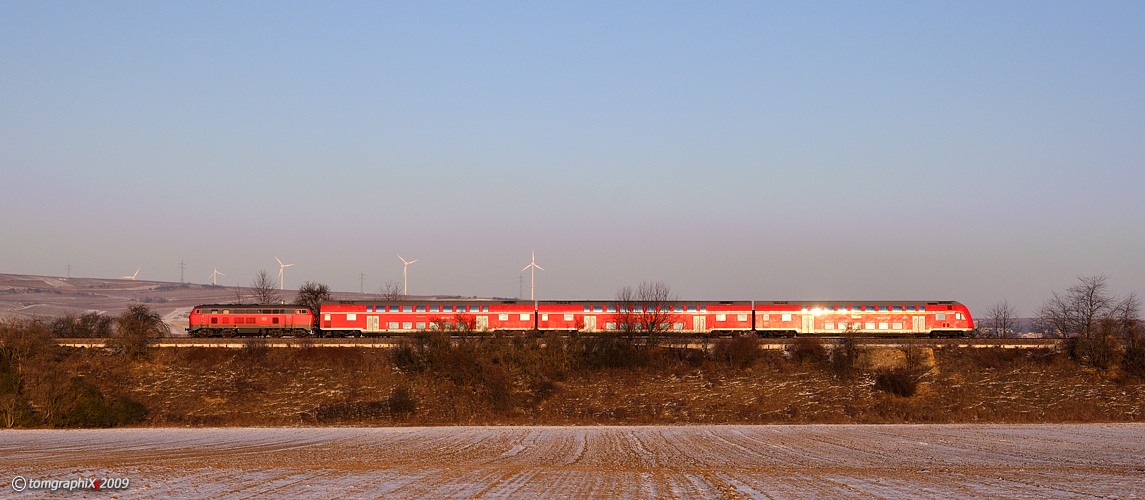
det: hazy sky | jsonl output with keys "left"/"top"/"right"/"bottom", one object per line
{"left": 2, "top": 2, "right": 1143, "bottom": 316}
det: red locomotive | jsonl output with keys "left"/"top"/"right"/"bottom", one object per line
{"left": 187, "top": 304, "right": 314, "bottom": 337}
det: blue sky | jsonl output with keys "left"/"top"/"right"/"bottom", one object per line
{"left": 2, "top": 2, "right": 1143, "bottom": 315}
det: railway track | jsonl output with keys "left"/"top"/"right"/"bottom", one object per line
{"left": 56, "top": 337, "right": 1061, "bottom": 350}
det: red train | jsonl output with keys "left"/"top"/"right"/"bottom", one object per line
{"left": 187, "top": 304, "right": 315, "bottom": 337}
{"left": 188, "top": 299, "right": 973, "bottom": 337}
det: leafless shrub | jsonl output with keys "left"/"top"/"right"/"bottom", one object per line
{"left": 713, "top": 336, "right": 761, "bottom": 368}
{"left": 49, "top": 312, "right": 113, "bottom": 338}
{"left": 378, "top": 280, "right": 404, "bottom": 301}
{"left": 294, "top": 281, "right": 330, "bottom": 316}
{"left": 790, "top": 337, "right": 826, "bottom": 365}
{"left": 386, "top": 385, "right": 417, "bottom": 418}
{"left": 250, "top": 270, "right": 280, "bottom": 304}
{"left": 982, "top": 299, "right": 1019, "bottom": 338}
{"left": 612, "top": 281, "right": 678, "bottom": 346}
{"left": 829, "top": 332, "right": 861, "bottom": 380}
{"left": 874, "top": 368, "right": 920, "bottom": 397}
{"left": 111, "top": 304, "right": 170, "bottom": 359}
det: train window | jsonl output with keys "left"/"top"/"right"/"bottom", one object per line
{"left": 430, "top": 305, "right": 439, "bottom": 312}
{"left": 781, "top": 314, "right": 792, "bottom": 322}
{"left": 802, "top": 306, "right": 808, "bottom": 312}
{"left": 825, "top": 322, "right": 834, "bottom": 330}
{"left": 673, "top": 322, "right": 684, "bottom": 330}
{"left": 273, "top": 317, "right": 280, "bottom": 324}
{"left": 521, "top": 313, "right": 530, "bottom": 321}
{"left": 211, "top": 317, "right": 217, "bottom": 324}
{"left": 415, "top": 305, "right": 425, "bottom": 312}
{"left": 607, "top": 305, "right": 617, "bottom": 312}
{"left": 324, "top": 313, "right": 331, "bottom": 321}
{"left": 700, "top": 306, "right": 706, "bottom": 312}
{"left": 634, "top": 306, "right": 643, "bottom": 312}
{"left": 716, "top": 314, "right": 726, "bottom": 321}
{"left": 865, "top": 322, "right": 875, "bottom": 329}
{"left": 762, "top": 313, "right": 770, "bottom": 321}
{"left": 878, "top": 322, "right": 888, "bottom": 329}
{"left": 605, "top": 322, "right": 617, "bottom": 330}
{"left": 591, "top": 305, "right": 601, "bottom": 312}
{"left": 296, "top": 309, "right": 306, "bottom": 314}
{"left": 893, "top": 306, "right": 901, "bottom": 312}
{"left": 401, "top": 305, "right": 411, "bottom": 312}
{"left": 584, "top": 306, "right": 591, "bottom": 312}
{"left": 498, "top": 313, "right": 509, "bottom": 321}
{"left": 738, "top": 314, "right": 748, "bottom": 322}
{"left": 416, "top": 322, "right": 426, "bottom": 329}
{"left": 482, "top": 305, "right": 490, "bottom": 312}
{"left": 564, "top": 313, "right": 574, "bottom": 321}
{"left": 347, "top": 313, "right": 357, "bottom": 321}
{"left": 936, "top": 313, "right": 946, "bottom": 320}
{"left": 893, "top": 322, "right": 903, "bottom": 329}
{"left": 956, "top": 313, "right": 964, "bottom": 320}
{"left": 920, "top": 306, "right": 926, "bottom": 312}
{"left": 403, "top": 322, "right": 413, "bottom": 329}
{"left": 877, "top": 306, "right": 887, "bottom": 312}
{"left": 389, "top": 322, "right": 399, "bottom": 329}
{"left": 686, "top": 306, "right": 695, "bottom": 312}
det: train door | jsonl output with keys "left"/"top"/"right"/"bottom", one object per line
{"left": 913, "top": 316, "right": 925, "bottom": 334}
{"left": 693, "top": 316, "right": 706, "bottom": 333}
{"left": 366, "top": 316, "right": 379, "bottom": 333}
{"left": 802, "top": 315, "right": 814, "bottom": 334}
{"left": 583, "top": 316, "right": 596, "bottom": 332}
{"left": 476, "top": 316, "right": 489, "bottom": 331}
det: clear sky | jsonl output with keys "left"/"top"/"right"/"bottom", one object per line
{"left": 2, "top": 2, "right": 1143, "bottom": 316}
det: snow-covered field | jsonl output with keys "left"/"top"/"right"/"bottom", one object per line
{"left": 2, "top": 424, "right": 1143, "bottom": 499}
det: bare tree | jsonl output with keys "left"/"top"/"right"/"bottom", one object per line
{"left": 1038, "top": 275, "right": 1141, "bottom": 369}
{"left": 378, "top": 280, "right": 404, "bottom": 301}
{"left": 250, "top": 270, "right": 280, "bottom": 304}
{"left": 612, "top": 281, "right": 678, "bottom": 346}
{"left": 1038, "top": 275, "right": 1118, "bottom": 338}
{"left": 294, "top": 281, "right": 331, "bottom": 316}
{"left": 983, "top": 299, "right": 1019, "bottom": 338}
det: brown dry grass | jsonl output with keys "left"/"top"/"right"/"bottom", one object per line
{"left": 35, "top": 339, "right": 1138, "bottom": 427}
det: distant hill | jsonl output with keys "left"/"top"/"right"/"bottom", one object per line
{"left": 0, "top": 273, "right": 398, "bottom": 335}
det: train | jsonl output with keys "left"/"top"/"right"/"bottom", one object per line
{"left": 187, "top": 299, "right": 974, "bottom": 338}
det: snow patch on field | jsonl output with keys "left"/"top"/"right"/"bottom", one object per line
{"left": 1, "top": 424, "right": 1143, "bottom": 499}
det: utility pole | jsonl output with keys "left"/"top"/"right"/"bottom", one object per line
{"left": 359, "top": 272, "right": 365, "bottom": 294}
{"left": 66, "top": 263, "right": 71, "bottom": 280}
{"left": 179, "top": 260, "right": 186, "bottom": 283}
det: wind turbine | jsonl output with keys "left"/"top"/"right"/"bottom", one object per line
{"left": 122, "top": 268, "right": 140, "bottom": 280}
{"left": 397, "top": 254, "right": 418, "bottom": 296}
{"left": 521, "top": 251, "right": 544, "bottom": 301}
{"left": 209, "top": 268, "right": 225, "bottom": 285}
{"left": 275, "top": 257, "right": 295, "bottom": 290}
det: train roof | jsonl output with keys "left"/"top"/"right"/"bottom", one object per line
{"left": 320, "top": 299, "right": 965, "bottom": 306}
{"left": 192, "top": 303, "right": 308, "bottom": 308}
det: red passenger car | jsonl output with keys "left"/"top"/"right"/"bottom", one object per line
{"left": 187, "top": 304, "right": 315, "bottom": 337}
{"left": 316, "top": 299, "right": 971, "bottom": 337}
{"left": 754, "top": 301, "right": 974, "bottom": 337}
